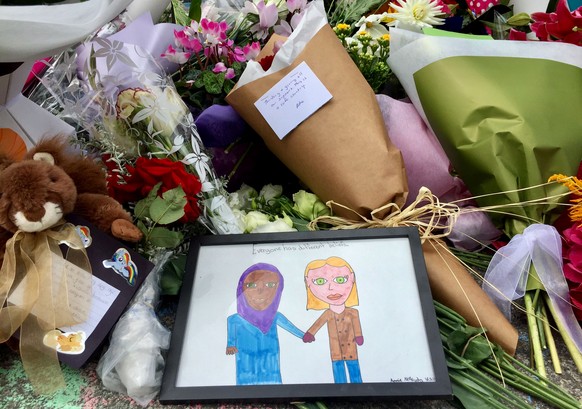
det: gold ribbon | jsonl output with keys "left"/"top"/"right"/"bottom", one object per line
{"left": 0, "top": 223, "right": 92, "bottom": 394}
{"left": 309, "top": 187, "right": 461, "bottom": 241}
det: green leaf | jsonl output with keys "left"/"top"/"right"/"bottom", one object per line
{"left": 160, "top": 254, "right": 187, "bottom": 296}
{"left": 188, "top": 0, "right": 202, "bottom": 23}
{"left": 462, "top": 336, "right": 493, "bottom": 365}
{"left": 149, "top": 186, "right": 187, "bottom": 225}
{"left": 133, "top": 183, "right": 162, "bottom": 220}
{"left": 450, "top": 372, "right": 495, "bottom": 409}
{"left": 202, "top": 70, "right": 225, "bottom": 95}
{"left": 136, "top": 219, "right": 148, "bottom": 236}
{"left": 447, "top": 325, "right": 493, "bottom": 365}
{"left": 223, "top": 79, "right": 234, "bottom": 95}
{"left": 148, "top": 227, "right": 184, "bottom": 248}
{"left": 289, "top": 216, "right": 311, "bottom": 231}
{"left": 171, "top": 0, "right": 191, "bottom": 26}
{"left": 183, "top": 69, "right": 201, "bottom": 82}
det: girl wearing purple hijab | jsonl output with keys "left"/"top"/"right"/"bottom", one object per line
{"left": 226, "top": 263, "right": 304, "bottom": 385}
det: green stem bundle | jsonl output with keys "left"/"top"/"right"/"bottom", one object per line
{"left": 435, "top": 300, "right": 581, "bottom": 409}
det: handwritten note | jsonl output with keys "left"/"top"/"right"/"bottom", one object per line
{"left": 8, "top": 254, "right": 120, "bottom": 339}
{"left": 254, "top": 61, "right": 332, "bottom": 139}
{"left": 60, "top": 274, "right": 120, "bottom": 338}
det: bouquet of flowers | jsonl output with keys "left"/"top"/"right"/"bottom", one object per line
{"left": 18, "top": 1, "right": 582, "bottom": 408}
{"left": 387, "top": 0, "right": 582, "bottom": 382}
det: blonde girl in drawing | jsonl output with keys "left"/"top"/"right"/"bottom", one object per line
{"left": 302, "top": 256, "right": 363, "bottom": 383}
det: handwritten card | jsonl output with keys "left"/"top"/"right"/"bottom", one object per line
{"left": 254, "top": 61, "right": 332, "bottom": 139}
{"left": 8, "top": 252, "right": 121, "bottom": 339}
{"left": 60, "top": 274, "right": 120, "bottom": 339}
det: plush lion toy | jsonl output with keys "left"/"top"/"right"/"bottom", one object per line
{"left": 0, "top": 136, "right": 143, "bottom": 254}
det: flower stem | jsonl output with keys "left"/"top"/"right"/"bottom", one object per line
{"left": 543, "top": 293, "right": 582, "bottom": 372}
{"left": 540, "top": 300, "right": 562, "bottom": 374}
{"left": 524, "top": 291, "right": 547, "bottom": 378}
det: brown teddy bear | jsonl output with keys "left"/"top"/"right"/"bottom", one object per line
{"left": 0, "top": 136, "right": 143, "bottom": 254}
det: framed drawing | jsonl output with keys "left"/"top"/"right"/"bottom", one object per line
{"left": 160, "top": 227, "right": 451, "bottom": 403}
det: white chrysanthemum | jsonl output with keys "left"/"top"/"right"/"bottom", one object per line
{"left": 387, "top": 0, "right": 445, "bottom": 28}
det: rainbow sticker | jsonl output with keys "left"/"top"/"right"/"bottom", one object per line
{"left": 75, "top": 225, "right": 92, "bottom": 248}
{"left": 102, "top": 248, "right": 137, "bottom": 286}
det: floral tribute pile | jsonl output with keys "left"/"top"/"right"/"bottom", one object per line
{"left": 11, "top": 0, "right": 582, "bottom": 407}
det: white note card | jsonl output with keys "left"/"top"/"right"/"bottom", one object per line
{"left": 254, "top": 61, "right": 332, "bottom": 139}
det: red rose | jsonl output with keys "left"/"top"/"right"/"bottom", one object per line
{"left": 108, "top": 157, "right": 202, "bottom": 223}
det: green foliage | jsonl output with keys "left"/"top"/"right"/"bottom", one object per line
{"left": 188, "top": 0, "right": 202, "bottom": 23}
{"left": 133, "top": 183, "right": 188, "bottom": 255}
{"left": 150, "top": 186, "right": 187, "bottom": 225}
{"left": 334, "top": 28, "right": 393, "bottom": 93}
{"left": 160, "top": 253, "right": 187, "bottom": 296}
{"left": 171, "top": 0, "right": 191, "bottom": 26}
{"left": 175, "top": 62, "right": 244, "bottom": 110}
{"left": 435, "top": 300, "right": 582, "bottom": 409}
{"left": 326, "top": 0, "right": 386, "bottom": 26}
{"left": 147, "top": 226, "right": 184, "bottom": 249}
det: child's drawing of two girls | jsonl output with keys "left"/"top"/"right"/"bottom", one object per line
{"left": 226, "top": 257, "right": 363, "bottom": 385}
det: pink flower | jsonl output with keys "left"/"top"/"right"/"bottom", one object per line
{"left": 531, "top": 0, "right": 582, "bottom": 45}
{"left": 200, "top": 18, "right": 229, "bottom": 44}
{"left": 508, "top": 28, "right": 528, "bottom": 41}
{"left": 251, "top": 0, "right": 279, "bottom": 39}
{"left": 286, "top": 0, "right": 307, "bottom": 13}
{"left": 212, "top": 62, "right": 227, "bottom": 73}
{"left": 174, "top": 30, "right": 203, "bottom": 53}
{"left": 242, "top": 41, "right": 261, "bottom": 61}
{"left": 562, "top": 225, "right": 582, "bottom": 319}
{"left": 212, "top": 63, "right": 235, "bottom": 79}
{"left": 225, "top": 68, "right": 235, "bottom": 80}
{"left": 274, "top": 11, "right": 303, "bottom": 36}
{"left": 434, "top": 0, "right": 453, "bottom": 15}
{"left": 161, "top": 44, "right": 191, "bottom": 64}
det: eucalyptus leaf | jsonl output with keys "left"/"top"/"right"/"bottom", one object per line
{"left": 150, "top": 186, "right": 187, "bottom": 225}
{"left": 134, "top": 198, "right": 153, "bottom": 220}
{"left": 148, "top": 226, "right": 184, "bottom": 248}
{"left": 134, "top": 183, "right": 163, "bottom": 220}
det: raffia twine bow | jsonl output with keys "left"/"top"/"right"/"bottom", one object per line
{"left": 0, "top": 222, "right": 92, "bottom": 394}
{"left": 308, "top": 186, "right": 461, "bottom": 241}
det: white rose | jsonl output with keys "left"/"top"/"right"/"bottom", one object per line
{"left": 230, "top": 184, "right": 258, "bottom": 211}
{"left": 259, "top": 184, "right": 283, "bottom": 203}
{"left": 244, "top": 210, "right": 271, "bottom": 233}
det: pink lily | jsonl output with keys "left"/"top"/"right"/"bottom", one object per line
{"left": 531, "top": 0, "right": 582, "bottom": 45}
